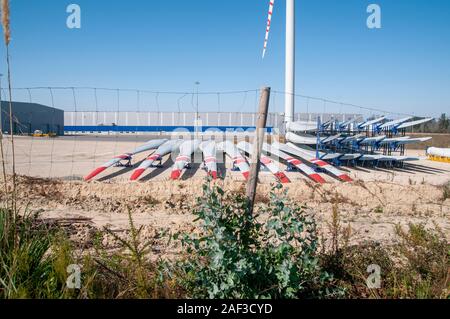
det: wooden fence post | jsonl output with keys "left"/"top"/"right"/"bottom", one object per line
{"left": 246, "top": 87, "right": 271, "bottom": 215}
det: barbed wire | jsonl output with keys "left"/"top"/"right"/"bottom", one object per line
{"left": 11, "top": 87, "right": 260, "bottom": 96}
{"left": 273, "top": 90, "right": 426, "bottom": 118}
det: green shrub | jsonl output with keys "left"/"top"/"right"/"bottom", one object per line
{"left": 177, "top": 182, "right": 339, "bottom": 299}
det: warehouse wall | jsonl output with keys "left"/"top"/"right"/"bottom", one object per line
{"left": 64, "top": 111, "right": 362, "bottom": 133}
{"left": 1, "top": 101, "right": 64, "bottom": 135}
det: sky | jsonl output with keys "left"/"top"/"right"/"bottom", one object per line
{"left": 0, "top": 0, "right": 449, "bottom": 117}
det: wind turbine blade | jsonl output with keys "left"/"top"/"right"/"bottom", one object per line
{"left": 262, "top": 0, "right": 275, "bottom": 59}
{"left": 237, "top": 141, "right": 290, "bottom": 183}
{"left": 263, "top": 143, "right": 326, "bottom": 183}
{"left": 130, "top": 139, "right": 182, "bottom": 181}
{"left": 396, "top": 118, "right": 433, "bottom": 129}
{"left": 199, "top": 141, "right": 218, "bottom": 179}
{"left": 358, "top": 116, "right": 386, "bottom": 129}
{"left": 84, "top": 139, "right": 167, "bottom": 181}
{"left": 217, "top": 141, "right": 250, "bottom": 180}
{"left": 170, "top": 140, "right": 200, "bottom": 180}
{"left": 277, "top": 142, "right": 353, "bottom": 182}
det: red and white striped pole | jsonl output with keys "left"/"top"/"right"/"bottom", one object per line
{"left": 262, "top": 0, "right": 275, "bottom": 58}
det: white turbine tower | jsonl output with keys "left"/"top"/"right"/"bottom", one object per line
{"left": 262, "top": 0, "right": 296, "bottom": 125}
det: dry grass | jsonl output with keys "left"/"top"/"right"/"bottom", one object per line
{"left": 1, "top": 179, "right": 449, "bottom": 299}
{"left": 321, "top": 215, "right": 449, "bottom": 299}
{"left": 407, "top": 133, "right": 450, "bottom": 149}
{"left": 441, "top": 182, "right": 450, "bottom": 201}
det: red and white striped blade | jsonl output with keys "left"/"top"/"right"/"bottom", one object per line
{"left": 286, "top": 157, "right": 326, "bottom": 184}
{"left": 233, "top": 156, "right": 250, "bottom": 180}
{"left": 237, "top": 141, "right": 286, "bottom": 182}
{"left": 84, "top": 139, "right": 167, "bottom": 181}
{"left": 130, "top": 154, "right": 160, "bottom": 181}
{"left": 260, "top": 155, "right": 290, "bottom": 183}
{"left": 200, "top": 141, "right": 218, "bottom": 179}
{"left": 171, "top": 140, "right": 200, "bottom": 180}
{"left": 311, "top": 159, "right": 353, "bottom": 182}
{"left": 171, "top": 155, "right": 191, "bottom": 180}
{"left": 170, "top": 169, "right": 182, "bottom": 180}
{"left": 264, "top": 142, "right": 323, "bottom": 183}
{"left": 204, "top": 156, "right": 218, "bottom": 179}
{"left": 84, "top": 155, "right": 130, "bottom": 181}
{"left": 219, "top": 141, "right": 250, "bottom": 180}
{"left": 84, "top": 166, "right": 108, "bottom": 182}
{"left": 262, "top": 0, "right": 275, "bottom": 58}
{"left": 131, "top": 139, "right": 183, "bottom": 181}
{"left": 280, "top": 142, "right": 351, "bottom": 183}
{"left": 237, "top": 141, "right": 290, "bottom": 183}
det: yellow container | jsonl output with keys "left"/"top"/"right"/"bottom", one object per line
{"left": 428, "top": 155, "right": 450, "bottom": 163}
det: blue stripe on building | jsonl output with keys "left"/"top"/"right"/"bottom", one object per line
{"left": 64, "top": 126, "right": 274, "bottom": 133}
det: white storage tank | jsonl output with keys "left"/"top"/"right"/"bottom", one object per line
{"left": 427, "top": 147, "right": 450, "bottom": 158}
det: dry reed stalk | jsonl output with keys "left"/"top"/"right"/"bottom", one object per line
{"left": 1, "top": 0, "right": 16, "bottom": 212}
{"left": 1, "top": 0, "right": 10, "bottom": 45}
{"left": 0, "top": 76, "right": 7, "bottom": 194}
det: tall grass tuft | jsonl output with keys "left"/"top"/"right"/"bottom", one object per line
{"left": 89, "top": 210, "right": 180, "bottom": 299}
{"left": 0, "top": 208, "right": 77, "bottom": 298}
{"left": 0, "top": 0, "right": 10, "bottom": 192}
{"left": 0, "top": 75, "right": 7, "bottom": 196}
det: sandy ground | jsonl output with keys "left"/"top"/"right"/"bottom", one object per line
{"left": 1, "top": 136, "right": 449, "bottom": 254}
{"left": 2, "top": 135, "right": 449, "bottom": 185}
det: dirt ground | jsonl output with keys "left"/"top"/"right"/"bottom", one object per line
{"left": 1, "top": 136, "right": 449, "bottom": 256}
{"left": 2, "top": 135, "right": 449, "bottom": 185}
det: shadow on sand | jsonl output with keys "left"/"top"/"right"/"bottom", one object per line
{"left": 140, "top": 157, "right": 175, "bottom": 182}
{"left": 98, "top": 159, "right": 146, "bottom": 181}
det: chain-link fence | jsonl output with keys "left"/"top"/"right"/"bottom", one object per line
{"left": 3, "top": 86, "right": 426, "bottom": 181}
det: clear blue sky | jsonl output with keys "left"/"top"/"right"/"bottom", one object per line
{"left": 0, "top": 0, "right": 449, "bottom": 117}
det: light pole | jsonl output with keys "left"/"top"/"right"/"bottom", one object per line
{"left": 285, "top": 0, "right": 295, "bottom": 125}
{"left": 195, "top": 81, "right": 200, "bottom": 114}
